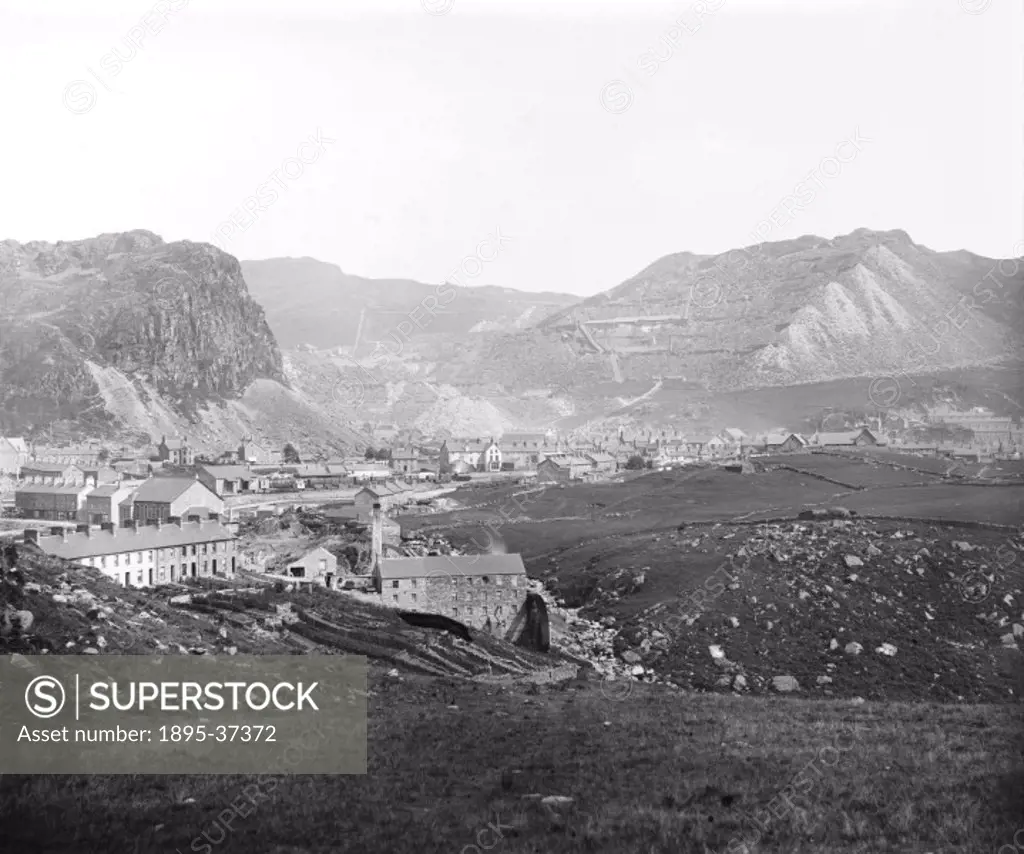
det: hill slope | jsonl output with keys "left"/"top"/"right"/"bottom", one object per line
{"left": 240, "top": 256, "right": 579, "bottom": 350}
{"left": 0, "top": 232, "right": 368, "bottom": 452}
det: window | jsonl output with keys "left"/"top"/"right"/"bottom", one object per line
{"left": 146, "top": 550, "right": 153, "bottom": 561}
{"left": 496, "top": 576, "right": 503, "bottom": 586}
{"left": 452, "top": 607, "right": 458, "bottom": 616}
{"left": 392, "top": 595, "right": 398, "bottom": 602}
{"left": 411, "top": 593, "right": 417, "bottom": 602}
{"left": 135, "top": 570, "right": 142, "bottom": 583}
{"left": 411, "top": 579, "right": 417, "bottom": 588}
{"left": 392, "top": 580, "right": 399, "bottom": 589}
{"left": 113, "top": 554, "right": 120, "bottom": 567}
{"left": 318, "top": 559, "right": 327, "bottom": 572}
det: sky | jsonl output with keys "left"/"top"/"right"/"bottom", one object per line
{"left": 0, "top": 0, "right": 1020, "bottom": 297}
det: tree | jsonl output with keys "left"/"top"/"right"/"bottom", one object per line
{"left": 364, "top": 447, "right": 377, "bottom": 460}
{"left": 282, "top": 443, "right": 301, "bottom": 464}
{"left": 375, "top": 448, "right": 391, "bottom": 461}
{"left": 624, "top": 455, "right": 645, "bottom": 470}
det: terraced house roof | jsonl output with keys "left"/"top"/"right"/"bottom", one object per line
{"left": 29, "top": 520, "right": 236, "bottom": 561}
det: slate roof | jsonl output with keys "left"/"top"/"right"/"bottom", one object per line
{"left": 199, "top": 465, "right": 256, "bottom": 480}
{"left": 16, "top": 484, "right": 89, "bottom": 496}
{"left": 132, "top": 477, "right": 204, "bottom": 503}
{"left": 813, "top": 430, "right": 875, "bottom": 445}
{"left": 31, "top": 520, "right": 236, "bottom": 561}
{"left": 377, "top": 553, "right": 526, "bottom": 580}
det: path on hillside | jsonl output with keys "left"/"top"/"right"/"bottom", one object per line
{"left": 608, "top": 351, "right": 623, "bottom": 383}
{"left": 618, "top": 378, "right": 663, "bottom": 409}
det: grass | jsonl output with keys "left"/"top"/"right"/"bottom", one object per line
{"left": 2, "top": 674, "right": 1021, "bottom": 853}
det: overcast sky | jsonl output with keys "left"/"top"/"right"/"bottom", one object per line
{"left": 0, "top": 0, "right": 1019, "bottom": 296}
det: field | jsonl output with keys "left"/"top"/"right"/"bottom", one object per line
{"left": 5, "top": 454, "right": 1024, "bottom": 852}
{"left": 3, "top": 675, "right": 1022, "bottom": 854}
{"left": 760, "top": 452, "right": 944, "bottom": 488}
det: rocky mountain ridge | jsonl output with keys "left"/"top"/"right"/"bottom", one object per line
{"left": 0, "top": 231, "right": 366, "bottom": 453}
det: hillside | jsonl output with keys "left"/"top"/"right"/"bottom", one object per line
{"left": 0, "top": 232, "right": 368, "bottom": 453}
{"left": 268, "top": 231, "right": 1024, "bottom": 437}
{"left": 240, "top": 256, "right": 579, "bottom": 350}
{"left": 515, "top": 229, "right": 1023, "bottom": 394}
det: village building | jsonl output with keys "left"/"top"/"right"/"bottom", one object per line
{"left": 755, "top": 432, "right": 806, "bottom": 454}
{"left": 131, "top": 477, "right": 224, "bottom": 523}
{"left": 719, "top": 428, "right": 747, "bottom": 446}
{"left": 583, "top": 451, "right": 617, "bottom": 475}
{"left": 237, "top": 438, "right": 272, "bottom": 465}
{"left": 537, "top": 454, "right": 591, "bottom": 483}
{"left": 15, "top": 484, "right": 92, "bottom": 521}
{"left": 390, "top": 448, "right": 421, "bottom": 475}
{"left": 111, "top": 459, "right": 154, "bottom": 481}
{"left": 29, "top": 444, "right": 104, "bottom": 467}
{"left": 289, "top": 463, "right": 348, "bottom": 490}
{"left": 156, "top": 436, "right": 195, "bottom": 466}
{"left": 280, "top": 545, "right": 339, "bottom": 584}
{"left": 197, "top": 464, "right": 266, "bottom": 496}
{"left": 24, "top": 516, "right": 239, "bottom": 588}
{"left": 20, "top": 462, "right": 86, "bottom": 485}
{"left": 440, "top": 439, "right": 502, "bottom": 473}
{"left": 809, "top": 428, "right": 879, "bottom": 447}
{"left": 347, "top": 462, "right": 391, "bottom": 483}
{"left": 83, "top": 483, "right": 138, "bottom": 525}
{"left": 374, "top": 553, "right": 528, "bottom": 634}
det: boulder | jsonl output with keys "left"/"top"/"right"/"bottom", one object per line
{"left": 772, "top": 675, "right": 800, "bottom": 693}
{"left": 844, "top": 642, "right": 863, "bottom": 655}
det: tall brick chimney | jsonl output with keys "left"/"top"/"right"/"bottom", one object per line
{"left": 371, "top": 502, "right": 383, "bottom": 572}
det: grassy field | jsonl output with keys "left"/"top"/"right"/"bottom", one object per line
{"left": 2, "top": 674, "right": 1021, "bottom": 853}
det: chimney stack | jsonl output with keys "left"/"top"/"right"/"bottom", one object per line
{"left": 123, "top": 519, "right": 138, "bottom": 532}
{"left": 168, "top": 515, "right": 181, "bottom": 526}
{"left": 49, "top": 526, "right": 63, "bottom": 536}
{"left": 100, "top": 522, "right": 115, "bottom": 534}
{"left": 371, "top": 502, "right": 383, "bottom": 573}
{"left": 187, "top": 514, "right": 201, "bottom": 524}
{"left": 76, "top": 524, "right": 90, "bottom": 537}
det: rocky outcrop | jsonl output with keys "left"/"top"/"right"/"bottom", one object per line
{"left": 0, "top": 231, "right": 284, "bottom": 434}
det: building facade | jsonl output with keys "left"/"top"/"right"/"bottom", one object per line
{"left": 131, "top": 477, "right": 224, "bottom": 523}
{"left": 157, "top": 436, "right": 195, "bottom": 466}
{"left": 15, "top": 484, "right": 92, "bottom": 521}
{"left": 25, "top": 517, "right": 240, "bottom": 588}
{"left": 374, "top": 554, "right": 528, "bottom": 634}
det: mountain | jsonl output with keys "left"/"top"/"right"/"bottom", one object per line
{"left": 0, "top": 232, "right": 367, "bottom": 453}
{"left": 285, "top": 229, "right": 1023, "bottom": 437}
{"left": 240, "top": 257, "right": 579, "bottom": 350}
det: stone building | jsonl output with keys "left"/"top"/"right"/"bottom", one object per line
{"left": 374, "top": 553, "right": 528, "bottom": 635}
{"left": 157, "top": 436, "right": 195, "bottom": 466}
{"left": 537, "top": 454, "right": 590, "bottom": 483}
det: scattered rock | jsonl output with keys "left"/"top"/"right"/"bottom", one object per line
{"left": 541, "top": 795, "right": 574, "bottom": 807}
{"left": 845, "top": 642, "right": 863, "bottom": 655}
{"left": 844, "top": 555, "right": 864, "bottom": 568}
{"left": 772, "top": 675, "right": 800, "bottom": 693}
{"left": 816, "top": 675, "right": 833, "bottom": 685}
{"left": 875, "top": 643, "right": 897, "bottom": 657}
